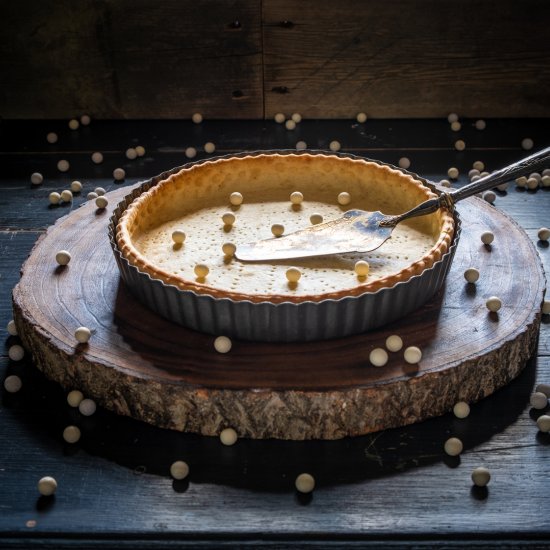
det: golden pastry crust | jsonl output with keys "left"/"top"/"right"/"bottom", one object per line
{"left": 116, "top": 153, "right": 454, "bottom": 304}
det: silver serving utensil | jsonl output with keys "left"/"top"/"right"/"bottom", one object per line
{"left": 236, "top": 147, "right": 550, "bottom": 261}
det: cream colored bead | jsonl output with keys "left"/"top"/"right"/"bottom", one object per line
{"left": 55, "top": 250, "right": 71, "bottom": 265}
{"left": 46, "top": 132, "right": 58, "bottom": 144}
{"left": 480, "top": 231, "right": 494, "bottom": 245}
{"left": 295, "top": 473, "right": 315, "bottom": 493}
{"left": 444, "top": 437, "right": 463, "bottom": 456}
{"left": 447, "top": 113, "right": 459, "bottom": 123}
{"left": 274, "top": 113, "right": 285, "bottom": 123}
{"left": 229, "top": 192, "right": 243, "bottom": 206}
{"left": 526, "top": 177, "right": 539, "bottom": 190}
{"left": 49, "top": 192, "right": 61, "bottom": 205}
{"left": 473, "top": 160, "right": 485, "bottom": 171}
{"left": 271, "top": 223, "right": 285, "bottom": 237}
{"left": 541, "top": 175, "right": 550, "bottom": 187}
{"left": 471, "top": 467, "right": 490, "bottom": 487}
{"left": 464, "top": 267, "right": 480, "bottom": 283}
{"left": 60, "top": 190, "right": 73, "bottom": 202}
{"left": 475, "top": 119, "right": 486, "bottom": 130}
{"left": 214, "top": 335, "right": 232, "bottom": 353}
{"left": 285, "top": 119, "right": 296, "bottom": 130}
{"left": 329, "top": 140, "right": 341, "bottom": 152}
{"left": 185, "top": 147, "right": 197, "bottom": 159}
{"left": 369, "top": 347, "right": 388, "bottom": 367}
{"left": 57, "top": 159, "right": 70, "bottom": 172}
{"left": 80, "top": 114, "right": 91, "bottom": 125}
{"left": 79, "top": 398, "right": 97, "bottom": 416}
{"left": 482, "top": 191, "right": 496, "bottom": 204}
{"left": 170, "top": 460, "right": 189, "bottom": 480}
{"left": 537, "top": 227, "right": 550, "bottom": 241}
{"left": 290, "top": 191, "right": 304, "bottom": 204}
{"left": 91, "top": 152, "right": 104, "bottom": 164}
{"left": 295, "top": 140, "right": 307, "bottom": 150}
{"left": 75, "top": 326, "right": 91, "bottom": 344}
{"left": 70, "top": 180, "right": 83, "bottom": 193}
{"left": 496, "top": 182, "right": 508, "bottom": 191}
{"left": 63, "top": 425, "right": 81, "bottom": 444}
{"left": 337, "top": 192, "right": 351, "bottom": 205}
{"left": 8, "top": 344, "right": 24, "bottom": 361}
{"left": 192, "top": 113, "right": 203, "bottom": 124}
{"left": 291, "top": 113, "right": 302, "bottom": 123}
{"left": 194, "top": 264, "right": 209, "bottom": 278}
{"left": 172, "top": 230, "right": 186, "bottom": 244}
{"left": 398, "top": 157, "right": 411, "bottom": 169}
{"left": 536, "top": 415, "right": 550, "bottom": 432}
{"left": 404, "top": 346, "right": 422, "bottom": 364}
{"left": 521, "top": 137, "right": 534, "bottom": 150}
{"left": 356, "top": 112, "right": 367, "bottom": 123}
{"left": 4, "top": 374, "right": 22, "bottom": 393}
{"left": 453, "top": 401, "right": 470, "bottom": 418}
{"left": 31, "top": 172, "right": 43, "bottom": 185}
{"left": 38, "top": 476, "right": 57, "bottom": 496}
{"left": 542, "top": 300, "right": 550, "bottom": 315}
{"left": 135, "top": 145, "right": 146, "bottom": 157}
{"left": 310, "top": 213, "right": 323, "bottom": 225}
{"left": 113, "top": 167, "right": 125, "bottom": 181}
{"left": 286, "top": 267, "right": 302, "bottom": 283}
{"left": 385, "top": 334, "right": 403, "bottom": 352}
{"left": 450, "top": 121, "right": 461, "bottom": 131}
{"left": 87, "top": 192, "right": 98, "bottom": 201}
{"left": 454, "top": 139, "right": 466, "bottom": 151}
{"left": 486, "top": 296, "right": 502, "bottom": 313}
{"left": 530, "top": 391, "right": 548, "bottom": 410}
{"left": 95, "top": 196, "right": 108, "bottom": 209}
{"left": 447, "top": 167, "right": 459, "bottom": 179}
{"left": 204, "top": 142, "right": 216, "bottom": 154}
{"left": 220, "top": 427, "right": 238, "bottom": 446}
{"left": 439, "top": 179, "right": 451, "bottom": 188}
{"left": 515, "top": 176, "right": 527, "bottom": 188}
{"left": 536, "top": 383, "right": 550, "bottom": 397}
{"left": 7, "top": 319, "right": 18, "bottom": 336}
{"left": 222, "top": 242, "right": 236, "bottom": 257}
{"left": 68, "top": 118, "right": 79, "bottom": 130}
{"left": 67, "top": 390, "right": 84, "bottom": 407}
{"left": 222, "top": 212, "right": 236, "bottom": 226}
{"left": 354, "top": 260, "right": 370, "bottom": 277}
{"left": 125, "top": 147, "right": 137, "bottom": 160}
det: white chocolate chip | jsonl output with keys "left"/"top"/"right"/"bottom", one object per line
{"left": 60, "top": 189, "right": 73, "bottom": 202}
{"left": 447, "top": 167, "right": 459, "bottom": 180}
{"left": 530, "top": 392, "right": 548, "bottom": 410}
{"left": 38, "top": 476, "right": 57, "bottom": 496}
{"left": 172, "top": 230, "right": 186, "bottom": 244}
{"left": 398, "top": 157, "right": 411, "bottom": 169}
{"left": 55, "top": 250, "right": 71, "bottom": 265}
{"left": 185, "top": 147, "right": 197, "bottom": 159}
{"left": 291, "top": 113, "right": 302, "bottom": 123}
{"left": 337, "top": 192, "right": 351, "bottom": 205}
{"left": 285, "top": 119, "right": 296, "bottom": 130}
{"left": 444, "top": 437, "right": 463, "bottom": 456}
{"left": 356, "top": 112, "right": 367, "bottom": 123}
{"left": 49, "top": 192, "right": 61, "bottom": 205}
{"left": 480, "top": 231, "right": 494, "bottom": 245}
{"left": 194, "top": 264, "right": 209, "bottom": 278}
{"left": 91, "top": 152, "right": 104, "bottom": 164}
{"left": 454, "top": 140, "right": 466, "bottom": 151}
{"left": 170, "top": 460, "right": 189, "bottom": 480}
{"left": 369, "top": 348, "right": 388, "bottom": 367}
{"left": 475, "top": 119, "right": 486, "bottom": 130}
{"left": 329, "top": 140, "right": 341, "bottom": 152}
{"left": 450, "top": 121, "right": 461, "bottom": 131}
{"left": 286, "top": 267, "right": 301, "bottom": 283}
{"left": 295, "top": 473, "right": 315, "bottom": 493}
{"left": 46, "top": 132, "right": 58, "bottom": 144}
{"left": 135, "top": 146, "right": 145, "bottom": 157}
{"left": 453, "top": 401, "right": 470, "bottom": 418}
{"left": 8, "top": 345, "right": 24, "bottom": 361}
{"left": 471, "top": 467, "right": 490, "bottom": 487}
{"left": 4, "top": 374, "right": 22, "bottom": 393}
{"left": 271, "top": 223, "right": 285, "bottom": 237}
{"left": 70, "top": 180, "right": 82, "bottom": 193}
{"left": 472, "top": 160, "right": 485, "bottom": 171}
{"left": 385, "top": 334, "right": 403, "bottom": 352}
{"left": 222, "top": 242, "right": 236, "bottom": 257}
{"left": 274, "top": 113, "right": 285, "bottom": 123}
{"left": 404, "top": 346, "right": 422, "bottom": 364}
{"left": 482, "top": 191, "right": 496, "bottom": 204}
{"left": 486, "top": 296, "right": 502, "bottom": 312}
{"left": 95, "top": 196, "right": 108, "bottom": 209}
{"left": 63, "top": 425, "right": 81, "bottom": 444}
{"left": 57, "top": 159, "right": 70, "bottom": 172}
{"left": 290, "top": 191, "right": 304, "bottom": 204}
{"left": 295, "top": 140, "right": 307, "bottom": 150}
{"left": 536, "top": 415, "right": 550, "bottom": 432}
{"left": 74, "top": 326, "right": 91, "bottom": 344}
{"left": 79, "top": 398, "right": 97, "bottom": 416}
{"left": 125, "top": 147, "right": 137, "bottom": 160}
{"left": 94, "top": 187, "right": 106, "bottom": 196}
{"left": 464, "top": 267, "right": 480, "bottom": 283}
{"left": 354, "top": 260, "right": 370, "bottom": 277}
{"left": 204, "top": 142, "right": 216, "bottom": 154}
{"left": 229, "top": 192, "right": 243, "bottom": 206}
{"left": 68, "top": 118, "right": 79, "bottom": 130}
{"left": 30, "top": 172, "right": 43, "bottom": 185}
{"left": 192, "top": 113, "right": 203, "bottom": 124}
{"left": 67, "top": 390, "right": 84, "bottom": 407}
{"left": 113, "top": 167, "right": 125, "bottom": 181}
{"left": 214, "top": 335, "right": 232, "bottom": 353}
{"left": 219, "top": 427, "right": 238, "bottom": 446}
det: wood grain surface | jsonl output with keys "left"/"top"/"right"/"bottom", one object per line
{"left": 12, "top": 184, "right": 544, "bottom": 439}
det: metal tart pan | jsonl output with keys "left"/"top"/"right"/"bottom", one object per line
{"left": 108, "top": 151, "right": 461, "bottom": 342}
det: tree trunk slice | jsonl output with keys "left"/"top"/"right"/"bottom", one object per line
{"left": 12, "top": 186, "right": 545, "bottom": 440}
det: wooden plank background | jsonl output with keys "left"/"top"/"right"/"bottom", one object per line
{"left": 1, "top": 0, "right": 550, "bottom": 119}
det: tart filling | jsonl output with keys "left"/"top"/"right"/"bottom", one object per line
{"left": 116, "top": 153, "right": 455, "bottom": 303}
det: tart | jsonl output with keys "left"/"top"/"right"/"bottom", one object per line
{"left": 116, "top": 152, "right": 455, "bottom": 305}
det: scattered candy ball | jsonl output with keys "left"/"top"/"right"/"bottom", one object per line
{"left": 171, "top": 230, "right": 186, "bottom": 244}
{"left": 541, "top": 175, "right": 550, "bottom": 187}
{"left": 95, "top": 196, "right": 109, "bottom": 209}
{"left": 4, "top": 374, "right": 22, "bottom": 393}
{"left": 496, "top": 182, "right": 508, "bottom": 192}
{"left": 515, "top": 176, "right": 527, "bottom": 188}
{"left": 49, "top": 192, "right": 61, "bottom": 205}
{"left": 229, "top": 192, "right": 243, "bottom": 206}
{"left": 55, "top": 250, "right": 71, "bottom": 266}
{"left": 46, "top": 132, "right": 58, "bottom": 144}
{"left": 63, "top": 425, "right": 81, "bottom": 444}
{"left": 87, "top": 192, "right": 98, "bottom": 201}
{"left": 439, "top": 179, "right": 451, "bottom": 188}
{"left": 453, "top": 401, "right": 470, "bottom": 419}
{"left": 471, "top": 467, "right": 491, "bottom": 487}
{"left": 398, "top": 157, "right": 411, "bottom": 169}
{"left": 204, "top": 142, "right": 216, "bottom": 154}
{"left": 404, "top": 346, "right": 422, "bottom": 364}
{"left": 271, "top": 223, "right": 285, "bottom": 237}
{"left": 74, "top": 326, "right": 92, "bottom": 344}
{"left": 486, "top": 296, "right": 502, "bottom": 313}
{"left": 68, "top": 118, "right": 79, "bottom": 130}
{"left": 530, "top": 391, "right": 548, "bottom": 410}
{"left": 222, "top": 242, "right": 236, "bottom": 257}
{"left": 444, "top": 437, "right": 463, "bottom": 456}
{"left": 521, "top": 137, "right": 534, "bottom": 150}
{"left": 57, "top": 159, "right": 70, "bottom": 172}
{"left": 91, "top": 152, "right": 104, "bottom": 164}
{"left": 222, "top": 212, "right": 236, "bottom": 226}
{"left": 274, "top": 113, "right": 285, "bottom": 123}
{"left": 30, "top": 172, "right": 43, "bottom": 185}
{"left": 536, "top": 415, "right": 550, "bottom": 432}
{"left": 295, "top": 473, "right": 315, "bottom": 494}
{"left": 369, "top": 347, "right": 388, "bottom": 367}
{"left": 447, "top": 167, "right": 459, "bottom": 179}
{"left": 536, "top": 383, "right": 550, "bottom": 397}
{"left": 464, "top": 267, "right": 480, "bottom": 283}
{"left": 214, "top": 335, "right": 232, "bottom": 353}
{"left": 80, "top": 114, "right": 91, "bottom": 126}
{"left": 60, "top": 190, "right": 73, "bottom": 202}
{"left": 473, "top": 160, "right": 485, "bottom": 171}
{"left": 113, "top": 167, "right": 125, "bottom": 181}
{"left": 447, "top": 113, "right": 459, "bottom": 123}
{"left": 329, "top": 140, "right": 341, "bottom": 152}
{"left": 38, "top": 476, "right": 57, "bottom": 496}
{"left": 291, "top": 113, "right": 302, "bottom": 123}
{"left": 542, "top": 301, "right": 550, "bottom": 315}
{"left": 385, "top": 334, "right": 403, "bottom": 352}
{"left": 219, "top": 427, "right": 238, "bottom": 446}
{"left": 295, "top": 140, "right": 307, "bottom": 150}
{"left": 537, "top": 227, "right": 550, "bottom": 241}
{"left": 125, "top": 147, "right": 137, "bottom": 160}
{"left": 354, "top": 260, "right": 370, "bottom": 277}
{"left": 8, "top": 344, "right": 25, "bottom": 361}
{"left": 454, "top": 139, "right": 466, "bottom": 151}
{"left": 285, "top": 119, "right": 296, "bottom": 130}
{"left": 290, "top": 191, "right": 304, "bottom": 204}
{"left": 337, "top": 192, "right": 351, "bottom": 205}
{"left": 310, "top": 213, "right": 323, "bottom": 225}
{"left": 7, "top": 319, "right": 18, "bottom": 336}
{"left": 135, "top": 145, "right": 146, "bottom": 157}
{"left": 194, "top": 264, "right": 209, "bottom": 278}
{"left": 185, "top": 147, "right": 197, "bottom": 159}
{"left": 170, "top": 460, "right": 189, "bottom": 480}
{"left": 70, "top": 181, "right": 82, "bottom": 193}
{"left": 480, "top": 231, "right": 494, "bottom": 245}
{"left": 526, "top": 177, "right": 539, "bottom": 190}
{"left": 286, "top": 267, "right": 302, "bottom": 283}
{"left": 482, "top": 191, "right": 496, "bottom": 204}
{"left": 356, "top": 112, "right": 367, "bottom": 123}
{"left": 67, "top": 390, "right": 84, "bottom": 408}
{"left": 94, "top": 187, "right": 106, "bottom": 196}
{"left": 450, "top": 121, "right": 461, "bottom": 132}
{"left": 79, "top": 398, "right": 97, "bottom": 416}
{"left": 475, "top": 119, "right": 486, "bottom": 130}
{"left": 192, "top": 113, "right": 203, "bottom": 124}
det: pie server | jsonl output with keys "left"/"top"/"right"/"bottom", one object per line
{"left": 236, "top": 147, "right": 550, "bottom": 262}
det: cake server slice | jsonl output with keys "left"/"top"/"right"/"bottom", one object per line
{"left": 235, "top": 147, "right": 550, "bottom": 261}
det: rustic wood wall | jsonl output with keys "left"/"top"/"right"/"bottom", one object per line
{"left": 1, "top": 0, "right": 549, "bottom": 119}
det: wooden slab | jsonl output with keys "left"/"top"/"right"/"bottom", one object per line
{"left": 12, "top": 186, "right": 545, "bottom": 439}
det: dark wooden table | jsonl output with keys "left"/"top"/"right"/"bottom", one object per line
{"left": 1, "top": 118, "right": 550, "bottom": 549}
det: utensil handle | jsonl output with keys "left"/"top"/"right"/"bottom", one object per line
{"left": 450, "top": 146, "right": 550, "bottom": 203}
